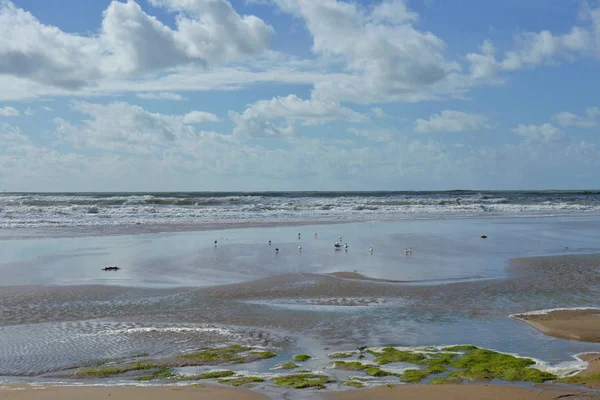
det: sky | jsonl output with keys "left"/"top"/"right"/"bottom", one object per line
{"left": 0, "top": 0, "right": 599, "bottom": 192}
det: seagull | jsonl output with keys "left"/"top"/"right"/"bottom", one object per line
{"left": 339, "top": 235, "right": 343, "bottom": 241}
{"left": 314, "top": 232, "right": 318, "bottom": 237}
{"left": 298, "top": 245, "right": 302, "bottom": 251}
{"left": 275, "top": 248, "right": 279, "bottom": 253}
{"left": 405, "top": 247, "right": 412, "bottom": 255}
{"left": 369, "top": 247, "right": 374, "bottom": 253}
{"left": 344, "top": 243, "right": 348, "bottom": 251}
{"left": 214, "top": 240, "right": 218, "bottom": 246}
{"left": 357, "top": 346, "right": 368, "bottom": 353}
{"left": 269, "top": 240, "right": 272, "bottom": 246}
{"left": 334, "top": 241, "right": 342, "bottom": 249}
{"left": 298, "top": 233, "right": 301, "bottom": 239}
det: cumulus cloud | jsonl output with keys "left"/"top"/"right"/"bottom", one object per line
{"left": 553, "top": 109, "right": 598, "bottom": 128}
{"left": 512, "top": 123, "right": 565, "bottom": 143}
{"left": 274, "top": 0, "right": 464, "bottom": 103}
{"left": 467, "top": 5, "right": 600, "bottom": 82}
{"left": 0, "top": 0, "right": 273, "bottom": 89}
{"left": 414, "top": 110, "right": 489, "bottom": 133}
{"left": 182, "top": 111, "right": 221, "bottom": 123}
{"left": 230, "top": 94, "right": 367, "bottom": 137}
{"left": 136, "top": 92, "right": 186, "bottom": 101}
{"left": 0, "top": 106, "right": 20, "bottom": 117}
{"left": 54, "top": 101, "right": 229, "bottom": 153}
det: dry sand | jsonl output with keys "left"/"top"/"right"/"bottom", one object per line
{"left": 327, "top": 385, "right": 584, "bottom": 400}
{"left": 0, "top": 385, "right": 267, "bottom": 400}
{"left": 512, "top": 309, "right": 600, "bottom": 343}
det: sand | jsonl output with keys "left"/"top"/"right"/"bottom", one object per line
{"left": 327, "top": 271, "right": 405, "bottom": 283}
{"left": 327, "top": 385, "right": 583, "bottom": 400}
{"left": 0, "top": 385, "right": 267, "bottom": 400}
{"left": 512, "top": 309, "right": 600, "bottom": 343}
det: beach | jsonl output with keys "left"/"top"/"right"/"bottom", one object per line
{"left": 2, "top": 194, "right": 600, "bottom": 398}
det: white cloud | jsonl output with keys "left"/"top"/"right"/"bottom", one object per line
{"left": 587, "top": 107, "right": 600, "bottom": 118}
{"left": 274, "top": 0, "right": 464, "bottom": 103}
{"left": 54, "top": 101, "right": 230, "bottom": 153}
{"left": 0, "top": 106, "right": 19, "bottom": 117}
{"left": 414, "top": 110, "right": 489, "bottom": 133}
{"left": 24, "top": 107, "right": 35, "bottom": 116}
{"left": 467, "top": 6, "right": 600, "bottom": 82}
{"left": 512, "top": 123, "right": 565, "bottom": 143}
{"left": 42, "top": 106, "right": 53, "bottom": 111}
{"left": 182, "top": 111, "right": 221, "bottom": 123}
{"left": 136, "top": 92, "right": 186, "bottom": 101}
{"left": 230, "top": 94, "right": 367, "bottom": 137}
{"left": 0, "top": 0, "right": 273, "bottom": 89}
{"left": 553, "top": 110, "right": 597, "bottom": 128}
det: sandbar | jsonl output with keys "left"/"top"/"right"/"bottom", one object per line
{"left": 0, "top": 385, "right": 267, "bottom": 400}
{"left": 511, "top": 309, "right": 600, "bottom": 343}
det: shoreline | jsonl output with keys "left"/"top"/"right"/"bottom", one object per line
{"left": 3, "top": 211, "right": 600, "bottom": 241}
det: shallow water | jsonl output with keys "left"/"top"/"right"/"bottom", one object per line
{"left": 1, "top": 215, "right": 600, "bottom": 384}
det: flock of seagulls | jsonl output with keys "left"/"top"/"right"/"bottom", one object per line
{"left": 212, "top": 231, "right": 417, "bottom": 257}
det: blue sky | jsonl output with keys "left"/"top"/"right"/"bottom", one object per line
{"left": 0, "top": 0, "right": 599, "bottom": 191}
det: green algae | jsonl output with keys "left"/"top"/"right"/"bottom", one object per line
{"left": 332, "top": 361, "right": 373, "bottom": 371}
{"left": 198, "top": 370, "right": 236, "bottom": 379}
{"left": 292, "top": 354, "right": 312, "bottom": 362}
{"left": 345, "top": 380, "right": 365, "bottom": 388}
{"left": 72, "top": 361, "right": 159, "bottom": 378}
{"left": 273, "top": 373, "right": 333, "bottom": 389}
{"left": 278, "top": 362, "right": 300, "bottom": 369}
{"left": 81, "top": 358, "right": 112, "bottom": 367}
{"left": 250, "top": 351, "right": 277, "bottom": 360}
{"left": 329, "top": 352, "right": 355, "bottom": 359}
{"left": 420, "top": 353, "right": 457, "bottom": 367}
{"left": 137, "top": 367, "right": 176, "bottom": 381}
{"left": 368, "top": 348, "right": 426, "bottom": 365}
{"left": 449, "top": 349, "right": 556, "bottom": 383}
{"left": 218, "top": 376, "right": 264, "bottom": 387}
{"left": 429, "top": 376, "right": 463, "bottom": 385}
{"left": 558, "top": 373, "right": 600, "bottom": 385}
{"left": 444, "top": 345, "right": 479, "bottom": 352}
{"left": 365, "top": 367, "right": 392, "bottom": 377}
{"left": 398, "top": 366, "right": 446, "bottom": 383}
{"left": 177, "top": 345, "right": 251, "bottom": 364}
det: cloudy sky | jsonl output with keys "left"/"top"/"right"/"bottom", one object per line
{"left": 1, "top": 0, "right": 599, "bottom": 191}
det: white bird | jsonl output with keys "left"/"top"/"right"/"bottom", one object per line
{"left": 339, "top": 235, "right": 343, "bottom": 241}
{"left": 334, "top": 242, "right": 342, "bottom": 249}
{"left": 314, "top": 232, "right": 318, "bottom": 237}
{"left": 298, "top": 245, "right": 302, "bottom": 251}
{"left": 405, "top": 248, "right": 412, "bottom": 255}
{"left": 369, "top": 247, "right": 374, "bottom": 253}
{"left": 298, "top": 233, "right": 301, "bottom": 238}
{"left": 214, "top": 240, "right": 218, "bottom": 246}
{"left": 275, "top": 248, "right": 279, "bottom": 253}
{"left": 344, "top": 243, "right": 348, "bottom": 250}
{"left": 268, "top": 240, "right": 272, "bottom": 246}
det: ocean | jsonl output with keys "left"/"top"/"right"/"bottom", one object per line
{"left": 2, "top": 190, "right": 600, "bottom": 229}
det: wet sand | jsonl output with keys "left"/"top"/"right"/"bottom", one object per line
{"left": 327, "top": 271, "right": 405, "bottom": 283}
{"left": 0, "top": 385, "right": 267, "bottom": 400}
{"left": 327, "top": 385, "right": 583, "bottom": 400}
{"left": 512, "top": 309, "right": 600, "bottom": 343}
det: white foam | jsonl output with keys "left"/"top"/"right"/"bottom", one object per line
{"left": 510, "top": 307, "right": 600, "bottom": 318}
